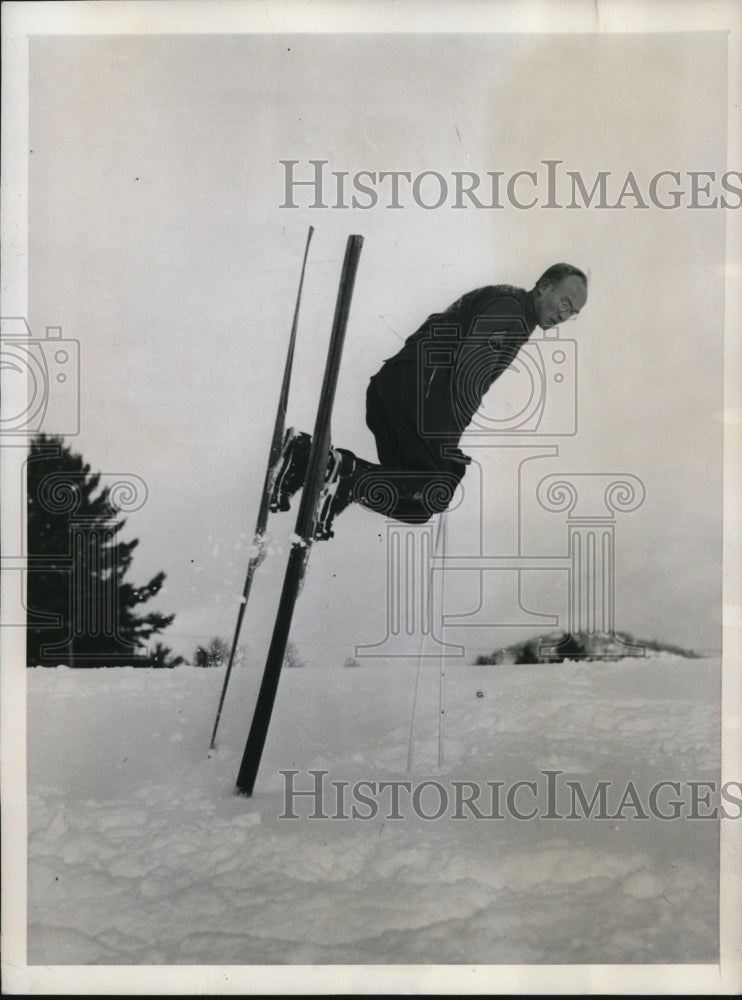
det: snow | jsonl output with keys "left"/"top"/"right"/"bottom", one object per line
{"left": 24, "top": 652, "right": 725, "bottom": 979}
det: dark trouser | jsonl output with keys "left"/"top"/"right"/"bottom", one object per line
{"left": 344, "top": 367, "right": 469, "bottom": 524}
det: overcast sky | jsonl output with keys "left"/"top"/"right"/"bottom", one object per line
{"left": 25, "top": 28, "right": 728, "bottom": 661}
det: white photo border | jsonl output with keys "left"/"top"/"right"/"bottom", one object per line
{"left": 1, "top": 1, "right": 740, "bottom": 995}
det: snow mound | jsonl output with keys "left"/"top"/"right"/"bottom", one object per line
{"left": 26, "top": 654, "right": 721, "bottom": 965}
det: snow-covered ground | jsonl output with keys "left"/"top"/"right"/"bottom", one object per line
{"left": 25, "top": 652, "right": 723, "bottom": 972}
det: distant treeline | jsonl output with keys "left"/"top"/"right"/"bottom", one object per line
{"left": 476, "top": 631, "right": 700, "bottom": 665}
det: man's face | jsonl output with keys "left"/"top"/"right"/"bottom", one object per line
{"left": 535, "top": 275, "right": 588, "bottom": 329}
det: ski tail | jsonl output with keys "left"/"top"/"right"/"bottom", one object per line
{"left": 259, "top": 225, "right": 315, "bottom": 529}
{"left": 209, "top": 226, "right": 314, "bottom": 753}
{"left": 235, "top": 234, "right": 364, "bottom": 795}
{"left": 293, "top": 238, "right": 362, "bottom": 541}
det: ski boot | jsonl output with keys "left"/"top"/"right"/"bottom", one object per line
{"left": 269, "top": 428, "right": 312, "bottom": 512}
{"left": 270, "top": 428, "right": 355, "bottom": 535}
{"left": 313, "top": 448, "right": 360, "bottom": 540}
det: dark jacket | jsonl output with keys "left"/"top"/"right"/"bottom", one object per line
{"left": 371, "top": 284, "right": 537, "bottom": 437}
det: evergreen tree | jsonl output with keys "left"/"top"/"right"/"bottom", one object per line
{"left": 26, "top": 434, "right": 179, "bottom": 667}
{"left": 193, "top": 637, "right": 229, "bottom": 668}
{"left": 149, "top": 641, "right": 184, "bottom": 669}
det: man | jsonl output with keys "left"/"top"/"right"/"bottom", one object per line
{"left": 270, "top": 262, "right": 588, "bottom": 537}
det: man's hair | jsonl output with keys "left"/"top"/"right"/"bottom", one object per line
{"left": 536, "top": 263, "right": 588, "bottom": 290}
